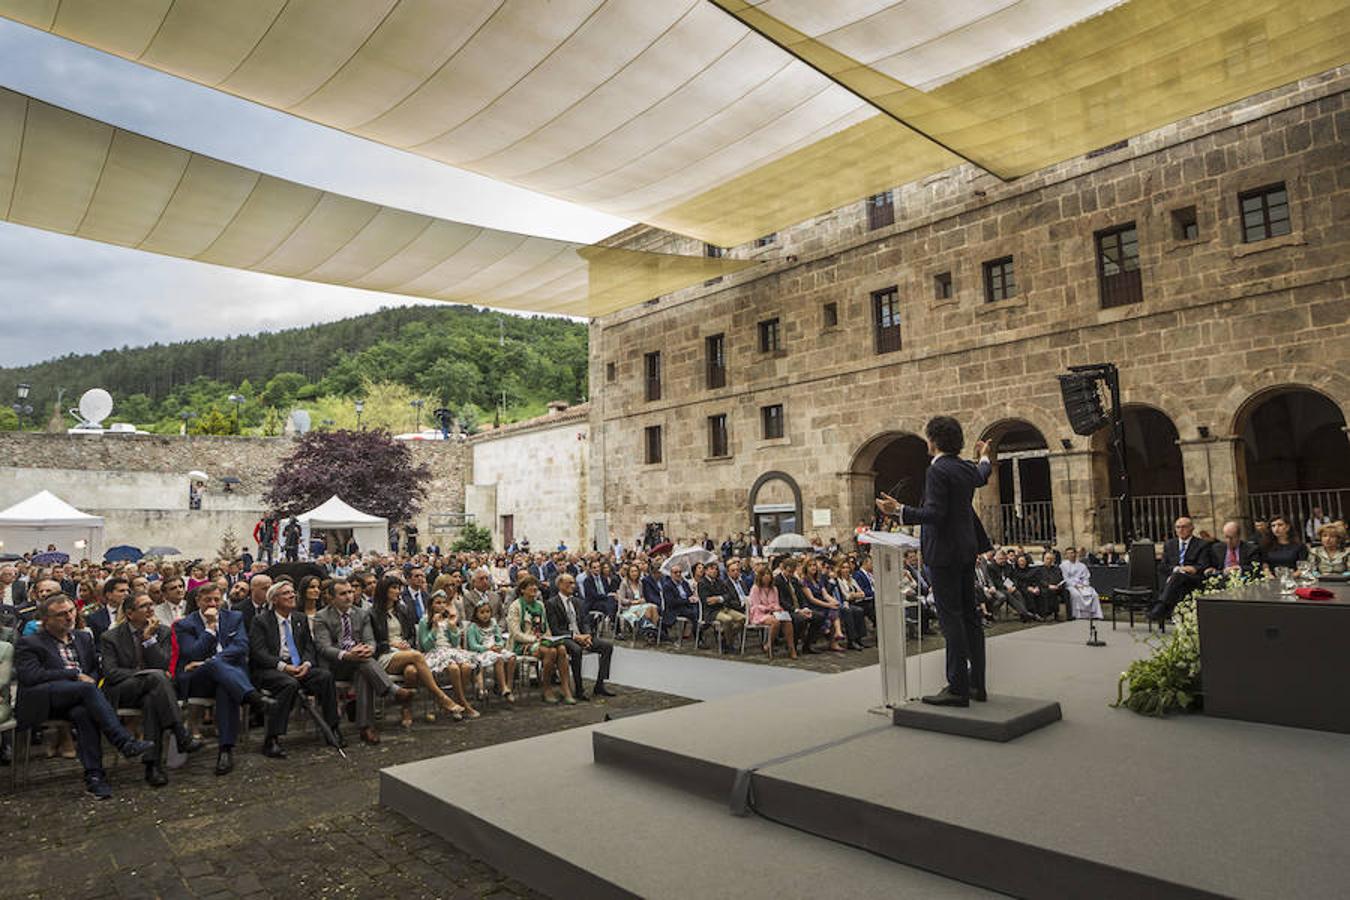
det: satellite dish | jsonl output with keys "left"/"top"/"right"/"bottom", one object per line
{"left": 75, "top": 389, "right": 113, "bottom": 428}
{"left": 288, "top": 409, "right": 311, "bottom": 434}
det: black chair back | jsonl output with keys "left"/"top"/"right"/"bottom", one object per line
{"left": 1127, "top": 542, "right": 1157, "bottom": 591}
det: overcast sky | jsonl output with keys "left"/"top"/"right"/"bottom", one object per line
{"left": 0, "top": 20, "right": 631, "bottom": 367}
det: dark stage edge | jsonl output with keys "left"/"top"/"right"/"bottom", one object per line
{"left": 591, "top": 623, "right": 1350, "bottom": 900}
{"left": 891, "top": 693, "right": 1061, "bottom": 741}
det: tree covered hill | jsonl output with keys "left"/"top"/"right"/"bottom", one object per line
{"left": 0, "top": 305, "right": 588, "bottom": 433}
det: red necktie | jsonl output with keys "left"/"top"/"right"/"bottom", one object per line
{"left": 1226, "top": 546, "right": 1238, "bottom": 568}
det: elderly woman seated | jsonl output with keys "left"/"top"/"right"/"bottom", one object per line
{"left": 1309, "top": 521, "right": 1349, "bottom": 574}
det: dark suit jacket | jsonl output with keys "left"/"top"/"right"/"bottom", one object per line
{"left": 249, "top": 608, "right": 319, "bottom": 673}
{"left": 172, "top": 608, "right": 250, "bottom": 674}
{"left": 1162, "top": 537, "right": 1210, "bottom": 572}
{"left": 231, "top": 599, "right": 271, "bottom": 633}
{"left": 311, "top": 604, "right": 377, "bottom": 667}
{"left": 640, "top": 574, "right": 663, "bottom": 607}
{"left": 1205, "top": 540, "right": 1262, "bottom": 572}
{"left": 698, "top": 575, "right": 743, "bottom": 618}
{"left": 399, "top": 587, "right": 430, "bottom": 620}
{"left": 659, "top": 575, "right": 695, "bottom": 611}
{"left": 543, "top": 593, "right": 589, "bottom": 638}
{"left": 85, "top": 604, "right": 118, "bottom": 642}
{"left": 14, "top": 629, "right": 100, "bottom": 727}
{"left": 3, "top": 579, "right": 27, "bottom": 606}
{"left": 772, "top": 573, "right": 810, "bottom": 614}
{"left": 100, "top": 621, "right": 172, "bottom": 687}
{"left": 899, "top": 454, "right": 993, "bottom": 568}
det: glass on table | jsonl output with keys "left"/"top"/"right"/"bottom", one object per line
{"left": 1274, "top": 567, "right": 1296, "bottom": 595}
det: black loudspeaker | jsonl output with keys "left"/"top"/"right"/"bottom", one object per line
{"left": 1058, "top": 374, "right": 1109, "bottom": 435}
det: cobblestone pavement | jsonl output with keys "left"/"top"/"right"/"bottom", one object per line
{"left": 619, "top": 616, "right": 1064, "bottom": 674}
{"left": 0, "top": 685, "right": 692, "bottom": 900}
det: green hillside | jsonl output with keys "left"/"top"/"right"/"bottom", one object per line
{"left": 0, "top": 305, "right": 587, "bottom": 434}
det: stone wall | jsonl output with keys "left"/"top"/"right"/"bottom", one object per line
{"left": 467, "top": 405, "right": 590, "bottom": 551}
{"left": 0, "top": 432, "right": 467, "bottom": 557}
{"left": 589, "top": 69, "right": 1350, "bottom": 550}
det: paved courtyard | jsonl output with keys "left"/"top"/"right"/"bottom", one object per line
{"left": 0, "top": 687, "right": 691, "bottom": 900}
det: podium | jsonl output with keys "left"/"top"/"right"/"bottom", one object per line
{"left": 859, "top": 530, "right": 921, "bottom": 708}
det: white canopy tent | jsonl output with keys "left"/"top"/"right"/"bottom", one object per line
{"left": 297, "top": 496, "right": 387, "bottom": 556}
{"left": 0, "top": 490, "right": 105, "bottom": 560}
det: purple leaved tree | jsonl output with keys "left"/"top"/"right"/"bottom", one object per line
{"left": 264, "top": 429, "right": 430, "bottom": 524}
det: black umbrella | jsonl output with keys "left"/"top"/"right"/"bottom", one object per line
{"left": 299, "top": 694, "right": 347, "bottom": 759}
{"left": 220, "top": 476, "right": 242, "bottom": 485}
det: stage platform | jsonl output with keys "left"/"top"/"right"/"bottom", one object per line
{"left": 383, "top": 621, "right": 1350, "bottom": 899}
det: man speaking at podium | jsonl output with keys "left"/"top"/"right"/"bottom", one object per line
{"left": 877, "top": 416, "right": 991, "bottom": 707}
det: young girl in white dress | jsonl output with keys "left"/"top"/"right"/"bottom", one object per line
{"left": 467, "top": 599, "right": 517, "bottom": 703}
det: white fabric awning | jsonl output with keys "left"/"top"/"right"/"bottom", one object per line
{"left": 0, "top": 490, "right": 105, "bottom": 559}
{"left": 0, "top": 490, "right": 105, "bottom": 527}
{"left": 297, "top": 495, "right": 386, "bottom": 528}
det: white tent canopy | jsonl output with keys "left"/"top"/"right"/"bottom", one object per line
{"left": 297, "top": 496, "right": 387, "bottom": 556}
{"left": 0, "top": 490, "right": 105, "bottom": 559}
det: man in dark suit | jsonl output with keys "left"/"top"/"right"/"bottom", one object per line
{"left": 101, "top": 593, "right": 205, "bottom": 786}
{"left": 233, "top": 573, "right": 272, "bottom": 632}
{"left": 0, "top": 563, "right": 27, "bottom": 607}
{"left": 173, "top": 582, "right": 268, "bottom": 776}
{"left": 400, "top": 567, "right": 430, "bottom": 621}
{"left": 1204, "top": 521, "right": 1262, "bottom": 577}
{"left": 773, "top": 558, "right": 820, "bottom": 653}
{"left": 697, "top": 561, "right": 747, "bottom": 650}
{"left": 85, "top": 576, "right": 131, "bottom": 643}
{"left": 578, "top": 558, "right": 616, "bottom": 620}
{"left": 543, "top": 575, "right": 615, "bottom": 700}
{"left": 15, "top": 594, "right": 154, "bottom": 799}
{"left": 659, "top": 564, "right": 700, "bottom": 640}
{"left": 1149, "top": 517, "right": 1211, "bottom": 622}
{"left": 249, "top": 581, "right": 340, "bottom": 758}
{"left": 878, "top": 416, "right": 992, "bottom": 706}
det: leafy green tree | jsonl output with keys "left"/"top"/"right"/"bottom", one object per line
{"left": 188, "top": 406, "right": 237, "bottom": 435}
{"left": 0, "top": 406, "right": 19, "bottom": 431}
{"left": 451, "top": 523, "right": 493, "bottom": 552}
{"left": 261, "top": 372, "right": 308, "bottom": 408}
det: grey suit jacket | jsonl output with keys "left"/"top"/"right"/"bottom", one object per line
{"left": 312, "top": 604, "right": 376, "bottom": 666}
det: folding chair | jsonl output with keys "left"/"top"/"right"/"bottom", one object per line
{"left": 1112, "top": 541, "right": 1160, "bottom": 632}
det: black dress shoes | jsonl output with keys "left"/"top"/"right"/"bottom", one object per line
{"left": 85, "top": 774, "right": 113, "bottom": 800}
{"left": 144, "top": 762, "right": 169, "bottom": 787}
{"left": 593, "top": 683, "right": 617, "bottom": 697}
{"left": 215, "top": 748, "right": 234, "bottom": 776}
{"left": 921, "top": 687, "right": 970, "bottom": 707}
{"left": 971, "top": 688, "right": 988, "bottom": 702}
{"left": 174, "top": 728, "right": 206, "bottom": 755}
{"left": 119, "top": 738, "right": 156, "bottom": 760}
{"left": 262, "top": 737, "right": 287, "bottom": 759}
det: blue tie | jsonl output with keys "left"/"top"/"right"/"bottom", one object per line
{"left": 282, "top": 618, "right": 301, "bottom": 666}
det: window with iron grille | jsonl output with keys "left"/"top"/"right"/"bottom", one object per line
{"left": 1171, "top": 206, "right": 1198, "bottom": 241}
{"left": 758, "top": 317, "right": 781, "bottom": 353}
{"left": 934, "top": 271, "right": 953, "bottom": 300}
{"left": 983, "top": 257, "right": 1016, "bottom": 303}
{"left": 1096, "top": 223, "right": 1142, "bottom": 309}
{"left": 872, "top": 287, "right": 901, "bottom": 354}
{"left": 705, "top": 333, "right": 726, "bottom": 389}
{"left": 605, "top": 362, "right": 615, "bottom": 382}
{"left": 644, "top": 425, "right": 663, "bottom": 464}
{"left": 704, "top": 243, "right": 723, "bottom": 258}
{"left": 708, "top": 414, "right": 729, "bottom": 458}
{"left": 644, "top": 351, "right": 661, "bottom": 402}
{"left": 867, "top": 191, "right": 895, "bottom": 230}
{"left": 822, "top": 302, "right": 838, "bottom": 328}
{"left": 761, "top": 404, "right": 784, "bottom": 440}
{"left": 1238, "top": 183, "right": 1290, "bottom": 243}
{"left": 754, "top": 233, "right": 777, "bottom": 248}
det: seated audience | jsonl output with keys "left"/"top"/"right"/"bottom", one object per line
{"left": 101, "top": 592, "right": 205, "bottom": 786}
{"left": 370, "top": 576, "right": 466, "bottom": 726}
{"left": 173, "top": 582, "right": 270, "bottom": 776}
{"left": 1149, "top": 517, "right": 1212, "bottom": 623}
{"left": 545, "top": 574, "right": 616, "bottom": 700}
{"left": 697, "top": 560, "right": 747, "bottom": 650}
{"left": 462, "top": 568, "right": 504, "bottom": 624}
{"left": 659, "top": 563, "right": 700, "bottom": 641}
{"left": 86, "top": 576, "right": 130, "bottom": 642}
{"left": 16, "top": 594, "right": 155, "bottom": 798}
{"left": 1058, "top": 548, "right": 1103, "bottom": 621}
{"left": 1309, "top": 522, "right": 1349, "bottom": 574}
{"left": 466, "top": 599, "right": 516, "bottom": 702}
{"left": 152, "top": 576, "right": 186, "bottom": 625}
{"left": 1036, "top": 550, "right": 1068, "bottom": 621}
{"left": 747, "top": 566, "right": 796, "bottom": 659}
{"left": 578, "top": 558, "right": 618, "bottom": 620}
{"left": 1263, "top": 514, "right": 1308, "bottom": 571}
{"left": 1204, "top": 521, "right": 1262, "bottom": 576}
{"left": 773, "top": 557, "right": 820, "bottom": 653}
{"left": 415, "top": 591, "right": 479, "bottom": 717}
{"left": 506, "top": 574, "right": 574, "bottom": 704}
{"left": 249, "top": 580, "right": 342, "bottom": 758}
{"left": 312, "top": 579, "right": 412, "bottom": 745}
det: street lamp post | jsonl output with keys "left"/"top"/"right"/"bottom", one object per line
{"left": 179, "top": 410, "right": 196, "bottom": 436}
{"left": 13, "top": 382, "right": 33, "bottom": 428}
{"left": 355, "top": 399, "right": 365, "bottom": 430}
{"left": 227, "top": 394, "right": 245, "bottom": 434}
{"left": 410, "top": 398, "right": 424, "bottom": 433}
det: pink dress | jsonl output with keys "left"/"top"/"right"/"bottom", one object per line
{"left": 747, "top": 584, "right": 785, "bottom": 626}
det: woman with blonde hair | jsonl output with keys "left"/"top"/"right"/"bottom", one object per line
{"left": 1309, "top": 521, "right": 1349, "bottom": 574}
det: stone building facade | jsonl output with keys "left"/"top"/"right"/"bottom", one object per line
{"left": 465, "top": 402, "right": 590, "bottom": 552}
{"left": 0, "top": 432, "right": 466, "bottom": 557}
{"left": 586, "top": 67, "right": 1350, "bottom": 551}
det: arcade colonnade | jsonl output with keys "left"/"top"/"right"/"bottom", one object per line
{"left": 750, "top": 375, "right": 1349, "bottom": 550}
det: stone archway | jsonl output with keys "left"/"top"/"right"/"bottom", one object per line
{"left": 1234, "top": 386, "right": 1348, "bottom": 527}
{"left": 748, "top": 470, "right": 803, "bottom": 543}
{"left": 846, "top": 431, "right": 930, "bottom": 527}
{"left": 980, "top": 419, "right": 1055, "bottom": 546}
